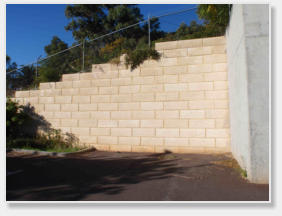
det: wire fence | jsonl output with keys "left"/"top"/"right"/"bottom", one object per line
{"left": 6, "top": 6, "right": 198, "bottom": 91}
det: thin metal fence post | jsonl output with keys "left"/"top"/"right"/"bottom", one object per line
{"left": 82, "top": 39, "right": 85, "bottom": 72}
{"left": 148, "top": 14, "right": 151, "bottom": 48}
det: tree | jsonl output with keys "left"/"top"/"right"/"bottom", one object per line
{"left": 38, "top": 36, "right": 77, "bottom": 82}
{"left": 197, "top": 4, "right": 231, "bottom": 35}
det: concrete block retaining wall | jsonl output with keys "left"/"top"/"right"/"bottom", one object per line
{"left": 12, "top": 36, "right": 230, "bottom": 154}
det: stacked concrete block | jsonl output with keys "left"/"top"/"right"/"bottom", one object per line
{"left": 12, "top": 36, "right": 230, "bottom": 154}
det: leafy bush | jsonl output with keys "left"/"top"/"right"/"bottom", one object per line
{"left": 6, "top": 99, "right": 80, "bottom": 152}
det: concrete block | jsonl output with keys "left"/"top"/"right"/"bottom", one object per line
{"left": 164, "top": 119, "right": 188, "bottom": 128}
{"left": 132, "top": 111, "right": 154, "bottom": 119}
{"left": 119, "top": 102, "right": 140, "bottom": 110}
{"left": 140, "top": 67, "right": 163, "bottom": 76}
{"left": 61, "top": 104, "right": 78, "bottom": 112}
{"left": 79, "top": 136, "right": 97, "bottom": 144}
{"left": 214, "top": 100, "right": 229, "bottom": 109}
{"left": 62, "top": 73, "right": 80, "bottom": 81}
{"left": 45, "top": 104, "right": 60, "bottom": 112}
{"left": 79, "top": 87, "right": 98, "bottom": 95}
{"left": 204, "top": 54, "right": 227, "bottom": 64}
{"left": 119, "top": 85, "right": 140, "bottom": 94}
{"left": 55, "top": 81, "right": 72, "bottom": 89}
{"left": 111, "top": 128, "right": 131, "bottom": 136}
{"left": 91, "top": 111, "right": 111, "bottom": 120}
{"left": 49, "top": 119, "right": 61, "bottom": 127}
{"left": 98, "top": 136, "right": 118, "bottom": 145}
{"left": 189, "top": 100, "right": 214, "bottom": 109}
{"left": 33, "top": 104, "right": 45, "bottom": 112}
{"left": 189, "top": 138, "right": 215, "bottom": 147}
{"left": 214, "top": 81, "right": 228, "bottom": 90}
{"left": 216, "top": 118, "right": 230, "bottom": 128}
{"left": 177, "top": 38, "right": 202, "bottom": 48}
{"left": 205, "top": 72, "right": 227, "bottom": 81}
{"left": 98, "top": 103, "right": 118, "bottom": 111}
{"left": 211, "top": 45, "right": 226, "bottom": 54}
{"left": 141, "top": 84, "right": 163, "bottom": 93}
{"left": 155, "top": 75, "right": 178, "bottom": 84}
{"left": 179, "top": 74, "right": 204, "bottom": 82}
{"left": 164, "top": 138, "right": 189, "bottom": 146}
{"left": 55, "top": 96, "right": 72, "bottom": 104}
{"left": 72, "top": 112, "right": 90, "bottom": 119}
{"left": 156, "top": 111, "right": 179, "bottom": 119}
{"left": 61, "top": 119, "right": 78, "bottom": 127}
{"left": 189, "top": 119, "right": 215, "bottom": 128}
{"left": 155, "top": 40, "right": 178, "bottom": 50}
{"left": 71, "top": 127, "right": 90, "bottom": 136}
{"left": 111, "top": 78, "right": 131, "bottom": 86}
{"left": 205, "top": 90, "right": 228, "bottom": 99}
{"left": 188, "top": 82, "right": 213, "bottom": 91}
{"left": 161, "top": 57, "right": 178, "bottom": 67}
{"left": 111, "top": 111, "right": 131, "bottom": 120}
{"left": 164, "top": 83, "right": 188, "bottom": 92}
{"left": 216, "top": 138, "right": 230, "bottom": 147}
{"left": 72, "top": 96, "right": 91, "bottom": 104}
{"left": 156, "top": 128, "right": 179, "bottom": 137}
{"left": 62, "top": 88, "right": 79, "bottom": 96}
{"left": 98, "top": 120, "right": 118, "bottom": 128}
{"left": 212, "top": 63, "right": 227, "bottom": 72}
{"left": 39, "top": 82, "right": 55, "bottom": 90}
{"left": 163, "top": 48, "right": 187, "bottom": 57}
{"left": 179, "top": 91, "right": 205, "bottom": 101}
{"left": 188, "top": 64, "right": 212, "bottom": 73}
{"left": 206, "top": 129, "right": 229, "bottom": 138}
{"left": 119, "top": 68, "right": 140, "bottom": 77}
{"left": 141, "top": 137, "right": 163, "bottom": 146}
{"left": 111, "top": 94, "right": 132, "bottom": 103}
{"left": 119, "top": 137, "right": 140, "bottom": 145}
{"left": 163, "top": 65, "right": 186, "bottom": 75}
{"left": 79, "top": 119, "right": 98, "bottom": 127}
{"left": 119, "top": 120, "right": 140, "bottom": 128}
{"left": 203, "top": 36, "right": 225, "bottom": 46}
{"left": 79, "top": 104, "right": 97, "bottom": 111}
{"left": 99, "top": 86, "right": 118, "bottom": 95}
{"left": 133, "top": 128, "right": 155, "bottom": 137}
{"left": 205, "top": 109, "right": 229, "bottom": 118}
{"left": 164, "top": 101, "right": 188, "bottom": 110}
{"left": 39, "top": 97, "right": 54, "bottom": 104}
{"left": 188, "top": 47, "right": 212, "bottom": 56}
{"left": 93, "top": 144, "right": 110, "bottom": 151}
{"left": 54, "top": 112, "right": 71, "bottom": 119}
{"left": 29, "top": 90, "right": 40, "bottom": 97}
{"left": 91, "top": 95, "right": 111, "bottom": 103}
{"left": 156, "top": 92, "right": 179, "bottom": 101}
{"left": 92, "top": 79, "right": 111, "bottom": 87}
{"left": 141, "top": 120, "right": 163, "bottom": 128}
{"left": 132, "top": 76, "right": 155, "bottom": 85}
{"left": 132, "top": 93, "right": 154, "bottom": 102}
{"left": 91, "top": 128, "right": 110, "bottom": 136}
{"left": 180, "top": 129, "right": 205, "bottom": 138}
{"left": 177, "top": 56, "right": 203, "bottom": 65}
{"left": 180, "top": 110, "right": 205, "bottom": 119}
{"left": 141, "top": 102, "right": 163, "bottom": 110}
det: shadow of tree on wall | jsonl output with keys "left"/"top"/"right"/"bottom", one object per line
{"left": 8, "top": 102, "right": 79, "bottom": 150}
{"left": 7, "top": 152, "right": 183, "bottom": 201}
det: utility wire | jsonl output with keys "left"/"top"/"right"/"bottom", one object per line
{"left": 7, "top": 6, "right": 197, "bottom": 74}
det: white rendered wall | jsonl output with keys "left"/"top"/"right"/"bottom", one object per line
{"left": 226, "top": 4, "right": 269, "bottom": 183}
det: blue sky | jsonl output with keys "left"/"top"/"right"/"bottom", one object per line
{"left": 6, "top": 4, "right": 199, "bottom": 67}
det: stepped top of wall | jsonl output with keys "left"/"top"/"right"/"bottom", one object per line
{"left": 155, "top": 36, "right": 225, "bottom": 50}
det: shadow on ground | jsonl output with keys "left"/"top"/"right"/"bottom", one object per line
{"left": 7, "top": 151, "right": 182, "bottom": 201}
{"left": 6, "top": 151, "right": 269, "bottom": 201}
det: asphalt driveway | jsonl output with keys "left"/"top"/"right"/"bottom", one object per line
{"left": 6, "top": 150, "right": 269, "bottom": 201}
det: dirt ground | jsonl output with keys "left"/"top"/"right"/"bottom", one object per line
{"left": 6, "top": 150, "right": 269, "bottom": 201}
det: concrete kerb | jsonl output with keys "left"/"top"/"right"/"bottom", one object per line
{"left": 6, "top": 147, "right": 96, "bottom": 157}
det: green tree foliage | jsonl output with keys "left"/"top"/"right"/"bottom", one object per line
{"left": 197, "top": 4, "right": 230, "bottom": 36}
{"left": 38, "top": 36, "right": 77, "bottom": 82}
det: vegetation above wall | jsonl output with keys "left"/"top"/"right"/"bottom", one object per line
{"left": 6, "top": 4, "right": 230, "bottom": 91}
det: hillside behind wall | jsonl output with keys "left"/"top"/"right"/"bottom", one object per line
{"left": 12, "top": 36, "right": 230, "bottom": 154}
